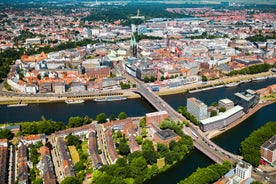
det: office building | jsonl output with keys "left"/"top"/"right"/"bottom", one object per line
{"left": 218, "top": 98, "right": 234, "bottom": 111}
{"left": 200, "top": 105, "right": 244, "bottom": 132}
{"left": 233, "top": 89, "right": 260, "bottom": 113}
{"left": 187, "top": 97, "right": 207, "bottom": 120}
{"left": 235, "top": 161, "right": 252, "bottom": 180}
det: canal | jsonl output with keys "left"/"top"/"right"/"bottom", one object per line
{"left": 0, "top": 78, "right": 275, "bottom": 183}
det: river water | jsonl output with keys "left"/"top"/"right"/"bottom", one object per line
{"left": 0, "top": 78, "right": 275, "bottom": 183}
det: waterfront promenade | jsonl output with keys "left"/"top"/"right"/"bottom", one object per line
{"left": 0, "top": 71, "right": 274, "bottom": 105}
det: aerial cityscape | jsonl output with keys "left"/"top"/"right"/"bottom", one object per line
{"left": 0, "top": 0, "right": 275, "bottom": 184}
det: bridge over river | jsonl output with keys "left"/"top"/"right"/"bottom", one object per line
{"left": 134, "top": 79, "right": 242, "bottom": 164}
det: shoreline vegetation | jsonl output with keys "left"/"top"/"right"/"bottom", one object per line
{"left": 0, "top": 71, "right": 274, "bottom": 105}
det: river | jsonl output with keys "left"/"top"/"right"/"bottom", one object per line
{"left": 0, "top": 78, "right": 275, "bottom": 183}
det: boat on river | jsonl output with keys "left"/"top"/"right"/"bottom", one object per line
{"left": 65, "top": 99, "right": 85, "bottom": 104}
{"left": 252, "top": 76, "right": 267, "bottom": 81}
{"left": 225, "top": 82, "right": 240, "bottom": 88}
{"left": 93, "top": 96, "right": 127, "bottom": 102}
{"left": 7, "top": 103, "right": 28, "bottom": 107}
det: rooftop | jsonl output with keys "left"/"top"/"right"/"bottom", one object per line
{"left": 200, "top": 105, "right": 243, "bottom": 125}
{"left": 156, "top": 129, "right": 178, "bottom": 140}
{"left": 261, "top": 135, "right": 276, "bottom": 151}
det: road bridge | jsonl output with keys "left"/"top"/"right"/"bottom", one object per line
{"left": 134, "top": 79, "right": 241, "bottom": 164}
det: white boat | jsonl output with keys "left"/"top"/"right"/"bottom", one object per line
{"left": 240, "top": 79, "right": 251, "bottom": 84}
{"left": 225, "top": 82, "right": 240, "bottom": 87}
{"left": 7, "top": 103, "right": 28, "bottom": 107}
{"left": 252, "top": 76, "right": 267, "bottom": 81}
{"left": 93, "top": 96, "right": 127, "bottom": 102}
{"left": 65, "top": 99, "right": 85, "bottom": 104}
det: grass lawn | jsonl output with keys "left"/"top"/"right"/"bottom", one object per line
{"left": 68, "top": 145, "right": 80, "bottom": 164}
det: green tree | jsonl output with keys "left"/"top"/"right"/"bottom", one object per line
{"left": 139, "top": 118, "right": 146, "bottom": 128}
{"left": 96, "top": 113, "right": 107, "bottom": 123}
{"left": 37, "top": 74, "right": 41, "bottom": 80}
{"left": 211, "top": 102, "right": 218, "bottom": 107}
{"left": 0, "top": 128, "right": 14, "bottom": 139}
{"left": 109, "top": 114, "right": 116, "bottom": 121}
{"left": 210, "top": 110, "right": 218, "bottom": 117}
{"left": 143, "top": 76, "right": 149, "bottom": 83}
{"left": 68, "top": 116, "right": 83, "bottom": 128}
{"left": 61, "top": 176, "right": 81, "bottom": 184}
{"left": 136, "top": 135, "right": 143, "bottom": 145}
{"left": 66, "top": 134, "right": 80, "bottom": 148}
{"left": 118, "top": 112, "right": 128, "bottom": 120}
{"left": 219, "top": 107, "right": 226, "bottom": 112}
{"left": 130, "top": 157, "right": 147, "bottom": 177}
{"left": 202, "top": 75, "right": 208, "bottom": 81}
{"left": 118, "top": 142, "right": 130, "bottom": 156}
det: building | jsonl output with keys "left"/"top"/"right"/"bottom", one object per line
{"left": 38, "top": 146, "right": 56, "bottom": 184}
{"left": 56, "top": 137, "right": 75, "bottom": 177}
{"left": 261, "top": 135, "right": 276, "bottom": 164}
{"left": 22, "top": 134, "right": 46, "bottom": 145}
{"left": 25, "top": 38, "right": 41, "bottom": 45}
{"left": 53, "top": 82, "right": 65, "bottom": 94}
{"left": 218, "top": 98, "right": 234, "bottom": 111}
{"left": 0, "top": 139, "right": 8, "bottom": 184}
{"left": 218, "top": 161, "right": 254, "bottom": 184}
{"left": 153, "top": 129, "right": 180, "bottom": 145}
{"left": 200, "top": 106, "right": 244, "bottom": 132}
{"left": 104, "top": 128, "right": 118, "bottom": 164}
{"left": 70, "top": 82, "right": 86, "bottom": 92}
{"left": 235, "top": 161, "right": 252, "bottom": 180}
{"left": 146, "top": 111, "right": 169, "bottom": 126}
{"left": 17, "top": 141, "right": 29, "bottom": 184}
{"left": 233, "top": 89, "right": 260, "bottom": 113}
{"left": 88, "top": 131, "right": 102, "bottom": 170}
{"left": 187, "top": 97, "right": 208, "bottom": 120}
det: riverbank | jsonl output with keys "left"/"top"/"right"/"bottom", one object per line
{"left": 204, "top": 99, "right": 276, "bottom": 139}
{"left": 156, "top": 71, "right": 274, "bottom": 96}
{"left": 0, "top": 71, "right": 274, "bottom": 105}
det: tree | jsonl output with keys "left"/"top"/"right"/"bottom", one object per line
{"left": 74, "top": 161, "right": 85, "bottom": 172}
{"left": 150, "top": 76, "right": 155, "bottom": 82}
{"left": 211, "top": 102, "right": 218, "bottom": 107}
{"left": 130, "top": 157, "right": 147, "bottom": 176}
{"left": 210, "top": 110, "right": 218, "bottom": 117}
{"left": 68, "top": 116, "right": 83, "bottom": 128}
{"left": 118, "top": 142, "right": 130, "bottom": 156}
{"left": 96, "top": 113, "right": 107, "bottom": 123}
{"left": 219, "top": 107, "right": 226, "bottom": 112}
{"left": 202, "top": 75, "right": 208, "bottom": 81}
{"left": 143, "top": 76, "right": 149, "bottom": 83}
{"left": 61, "top": 177, "right": 81, "bottom": 184}
{"left": 136, "top": 135, "right": 143, "bottom": 145}
{"left": 37, "top": 74, "right": 41, "bottom": 80}
{"left": 118, "top": 112, "right": 128, "bottom": 120}
{"left": 109, "top": 114, "right": 116, "bottom": 121}
{"left": 0, "top": 128, "right": 14, "bottom": 139}
{"left": 66, "top": 134, "right": 80, "bottom": 147}
{"left": 139, "top": 118, "right": 146, "bottom": 128}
